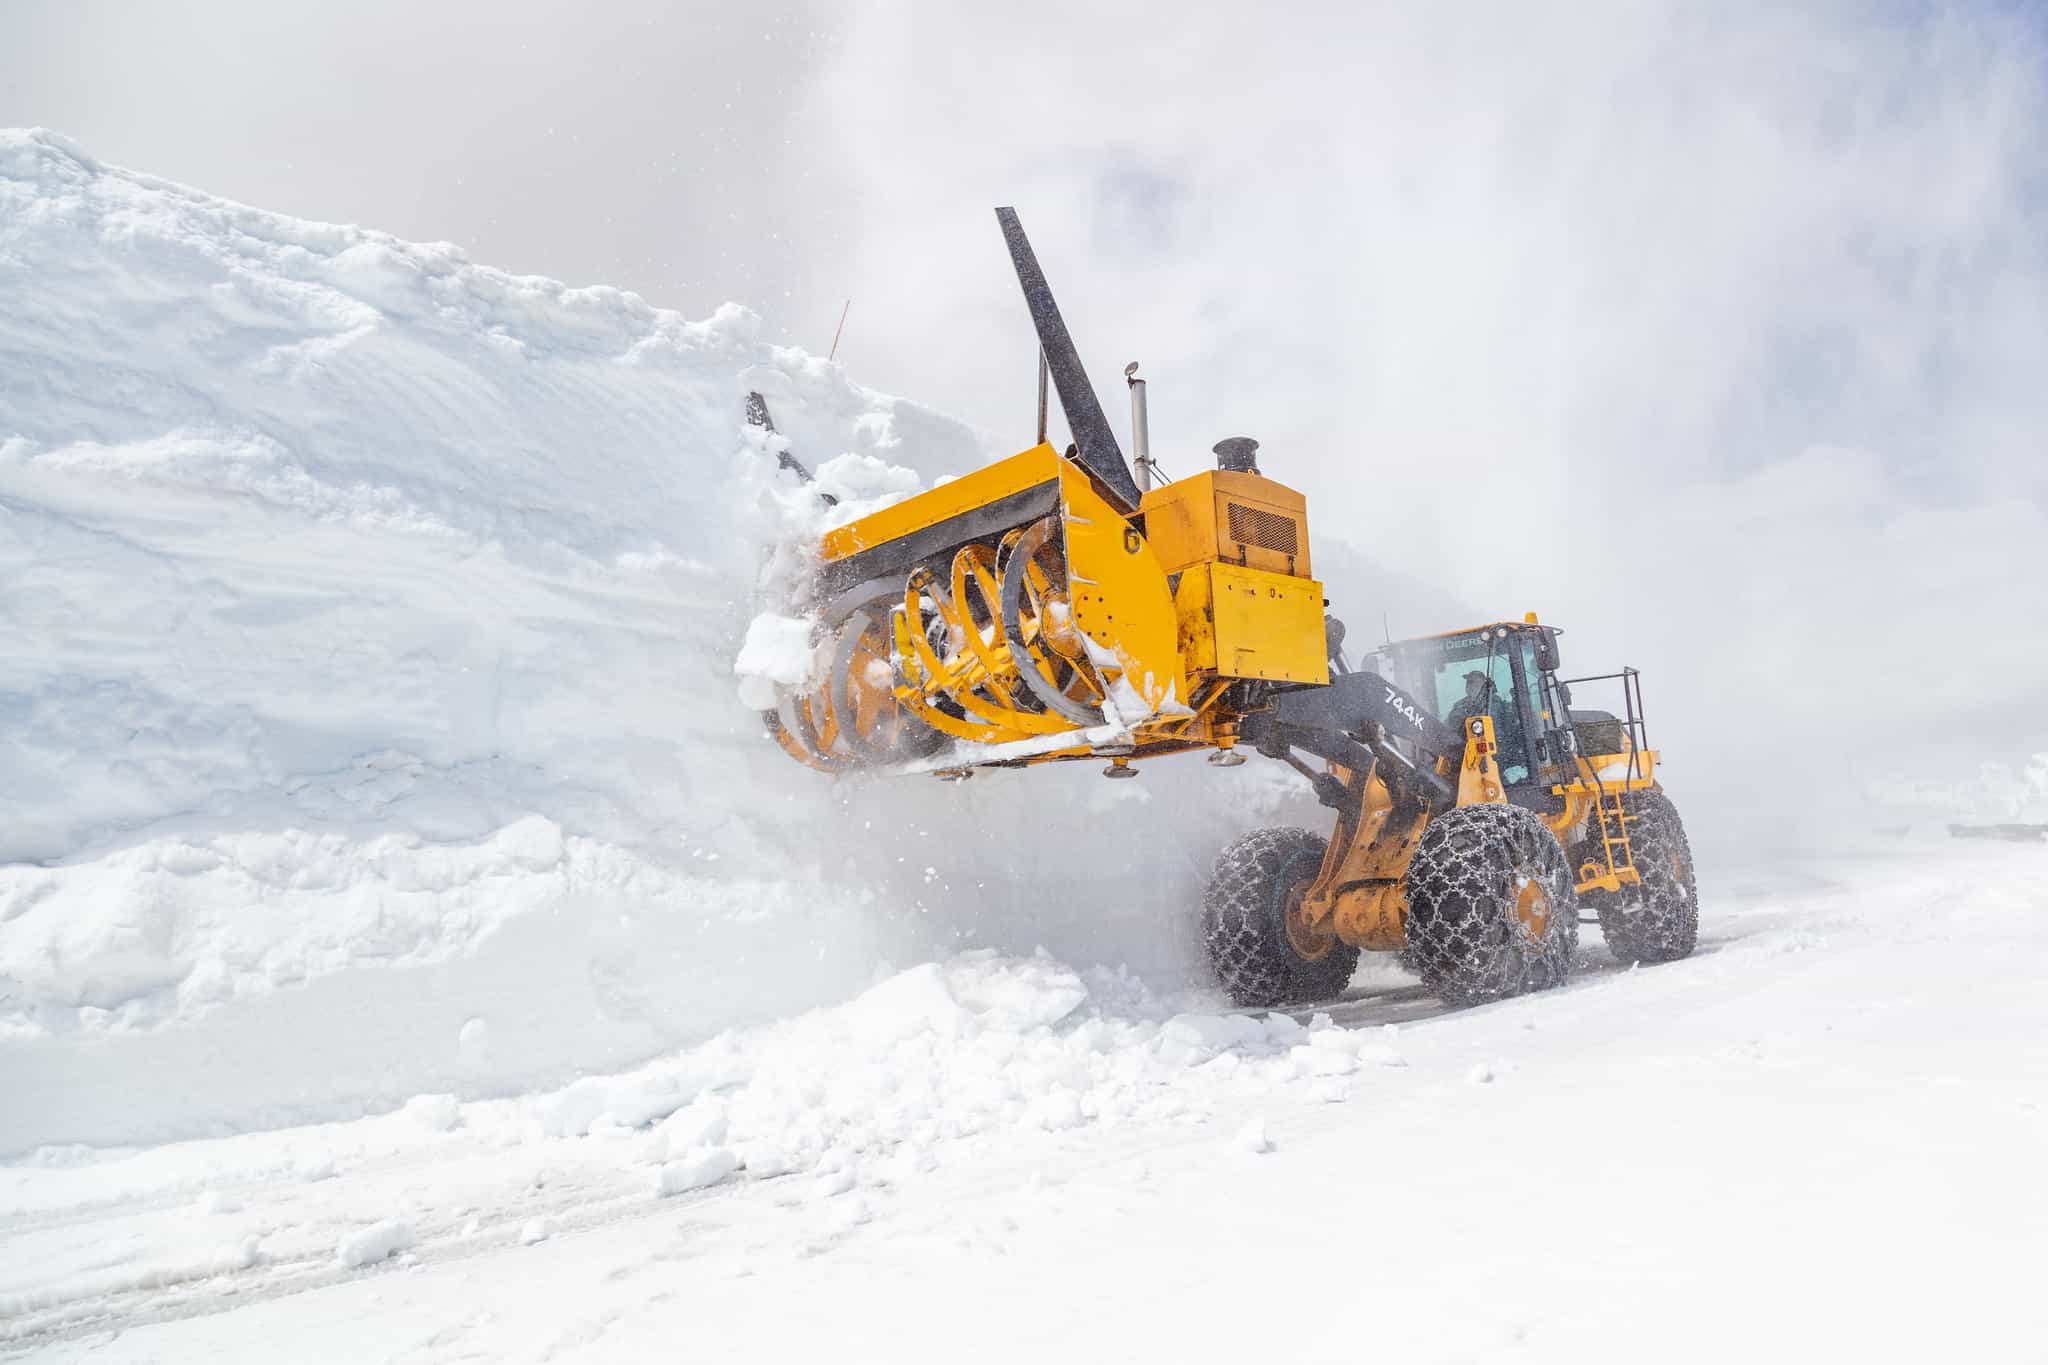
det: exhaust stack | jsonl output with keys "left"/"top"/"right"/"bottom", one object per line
{"left": 1125, "top": 361, "right": 1154, "bottom": 493}
{"left": 1214, "top": 436, "right": 1261, "bottom": 473}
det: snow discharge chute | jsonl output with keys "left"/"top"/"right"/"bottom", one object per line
{"left": 993, "top": 206, "right": 1143, "bottom": 513}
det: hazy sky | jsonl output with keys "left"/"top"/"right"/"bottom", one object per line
{"left": 7, "top": 0, "right": 2047, "bottom": 826}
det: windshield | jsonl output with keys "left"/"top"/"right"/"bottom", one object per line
{"left": 1388, "top": 629, "right": 1532, "bottom": 784}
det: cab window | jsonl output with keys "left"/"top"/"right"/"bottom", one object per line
{"left": 1428, "top": 653, "right": 1515, "bottom": 728}
{"left": 1421, "top": 642, "right": 1529, "bottom": 786}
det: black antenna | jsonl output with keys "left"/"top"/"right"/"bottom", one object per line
{"left": 745, "top": 391, "right": 837, "bottom": 506}
{"left": 994, "top": 208, "right": 1141, "bottom": 512}
{"left": 1036, "top": 347, "right": 1049, "bottom": 444}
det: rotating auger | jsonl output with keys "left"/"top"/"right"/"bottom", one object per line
{"left": 763, "top": 511, "right": 1116, "bottom": 772}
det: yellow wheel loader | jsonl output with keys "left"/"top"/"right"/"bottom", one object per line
{"left": 757, "top": 209, "right": 1698, "bottom": 1008}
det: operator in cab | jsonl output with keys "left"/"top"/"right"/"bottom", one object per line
{"left": 1448, "top": 669, "right": 1515, "bottom": 740}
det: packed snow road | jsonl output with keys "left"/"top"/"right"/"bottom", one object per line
{"left": 5, "top": 837, "right": 2042, "bottom": 1364}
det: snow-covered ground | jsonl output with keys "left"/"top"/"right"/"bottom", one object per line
{"left": 6, "top": 131, "right": 2046, "bottom": 1361}
{"left": 5, "top": 837, "right": 2044, "bottom": 1361}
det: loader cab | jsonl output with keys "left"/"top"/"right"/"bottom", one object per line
{"left": 1374, "top": 618, "right": 1575, "bottom": 791}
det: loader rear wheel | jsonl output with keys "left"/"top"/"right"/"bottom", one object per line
{"left": 1203, "top": 827, "right": 1360, "bottom": 1008}
{"left": 1597, "top": 790, "right": 1699, "bottom": 964}
{"left": 1404, "top": 804, "right": 1578, "bottom": 1007}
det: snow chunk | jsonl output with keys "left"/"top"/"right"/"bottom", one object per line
{"left": 839, "top": 953, "right": 1093, "bottom": 1048}
{"left": 335, "top": 1217, "right": 414, "bottom": 1268}
{"left": 1293, "top": 1043, "right": 1358, "bottom": 1077}
{"left": 402, "top": 1093, "right": 461, "bottom": 1132}
{"left": 1236, "top": 1118, "right": 1275, "bottom": 1154}
{"left": 740, "top": 1143, "right": 793, "bottom": 1178}
{"left": 654, "top": 1148, "right": 739, "bottom": 1197}
{"left": 1356, "top": 1025, "right": 1408, "bottom": 1068}
{"left": 1158, "top": 1013, "right": 1266, "bottom": 1065}
{"left": 645, "top": 1103, "right": 729, "bottom": 1163}
{"left": 810, "top": 451, "right": 924, "bottom": 514}
{"left": 942, "top": 952, "right": 1089, "bottom": 1031}
{"left": 536, "top": 1069, "right": 700, "bottom": 1138}
{"left": 843, "top": 964, "right": 971, "bottom": 1044}
{"left": 812, "top": 1165, "right": 857, "bottom": 1199}
{"left": 1261, "top": 1012, "right": 1308, "bottom": 1045}
{"left": 734, "top": 612, "right": 818, "bottom": 709}
{"left": 1034, "top": 1090, "right": 1087, "bottom": 1131}
{"left": 1307, "top": 1028, "right": 1365, "bottom": 1055}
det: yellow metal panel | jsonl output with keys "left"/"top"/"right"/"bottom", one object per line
{"left": 1301, "top": 778, "right": 1424, "bottom": 952}
{"left": 820, "top": 443, "right": 1060, "bottom": 563}
{"left": 1552, "top": 749, "right": 1658, "bottom": 793}
{"left": 1206, "top": 562, "right": 1329, "bottom": 685}
{"left": 1137, "top": 470, "right": 1312, "bottom": 578}
{"left": 1173, "top": 564, "right": 1218, "bottom": 673}
{"left": 1209, "top": 470, "right": 1310, "bottom": 578}
{"left": 1453, "top": 714, "right": 1508, "bottom": 805}
{"left": 1332, "top": 880, "right": 1409, "bottom": 951}
{"left": 1138, "top": 473, "right": 1220, "bottom": 576}
{"left": 1059, "top": 462, "right": 1186, "bottom": 714}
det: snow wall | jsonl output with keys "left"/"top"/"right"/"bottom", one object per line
{"left": 2, "top": 130, "right": 1479, "bottom": 1153}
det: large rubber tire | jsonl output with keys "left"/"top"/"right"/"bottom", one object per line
{"left": 1203, "top": 827, "right": 1361, "bottom": 1008}
{"left": 1597, "top": 790, "right": 1700, "bottom": 964}
{"left": 1404, "top": 804, "right": 1579, "bottom": 1007}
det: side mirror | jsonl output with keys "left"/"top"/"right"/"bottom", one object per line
{"left": 1533, "top": 630, "right": 1559, "bottom": 672}
{"left": 1556, "top": 682, "right": 1573, "bottom": 709}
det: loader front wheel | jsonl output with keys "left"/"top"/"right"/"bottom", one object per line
{"left": 1203, "top": 828, "right": 1360, "bottom": 1008}
{"left": 1404, "top": 804, "right": 1578, "bottom": 1007}
{"left": 1597, "top": 790, "right": 1699, "bottom": 965}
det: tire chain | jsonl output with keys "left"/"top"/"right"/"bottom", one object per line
{"left": 1202, "top": 827, "right": 1360, "bottom": 1008}
{"left": 1403, "top": 803, "right": 1579, "bottom": 1007}
{"left": 1595, "top": 789, "right": 1700, "bottom": 963}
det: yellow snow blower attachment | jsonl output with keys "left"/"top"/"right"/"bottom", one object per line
{"left": 765, "top": 208, "right": 1327, "bottom": 778}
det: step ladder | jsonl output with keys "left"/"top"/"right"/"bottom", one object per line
{"left": 1576, "top": 782, "right": 1641, "bottom": 895}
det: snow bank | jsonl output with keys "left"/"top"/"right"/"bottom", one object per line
{"left": 507, "top": 951, "right": 1400, "bottom": 1172}
{"left": 0, "top": 128, "right": 982, "bottom": 1145}
{"left": 0, "top": 129, "right": 1358, "bottom": 1153}
{"left": 0, "top": 946, "right": 1430, "bottom": 1340}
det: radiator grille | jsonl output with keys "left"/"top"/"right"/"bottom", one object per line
{"left": 1225, "top": 502, "right": 1299, "bottom": 557}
